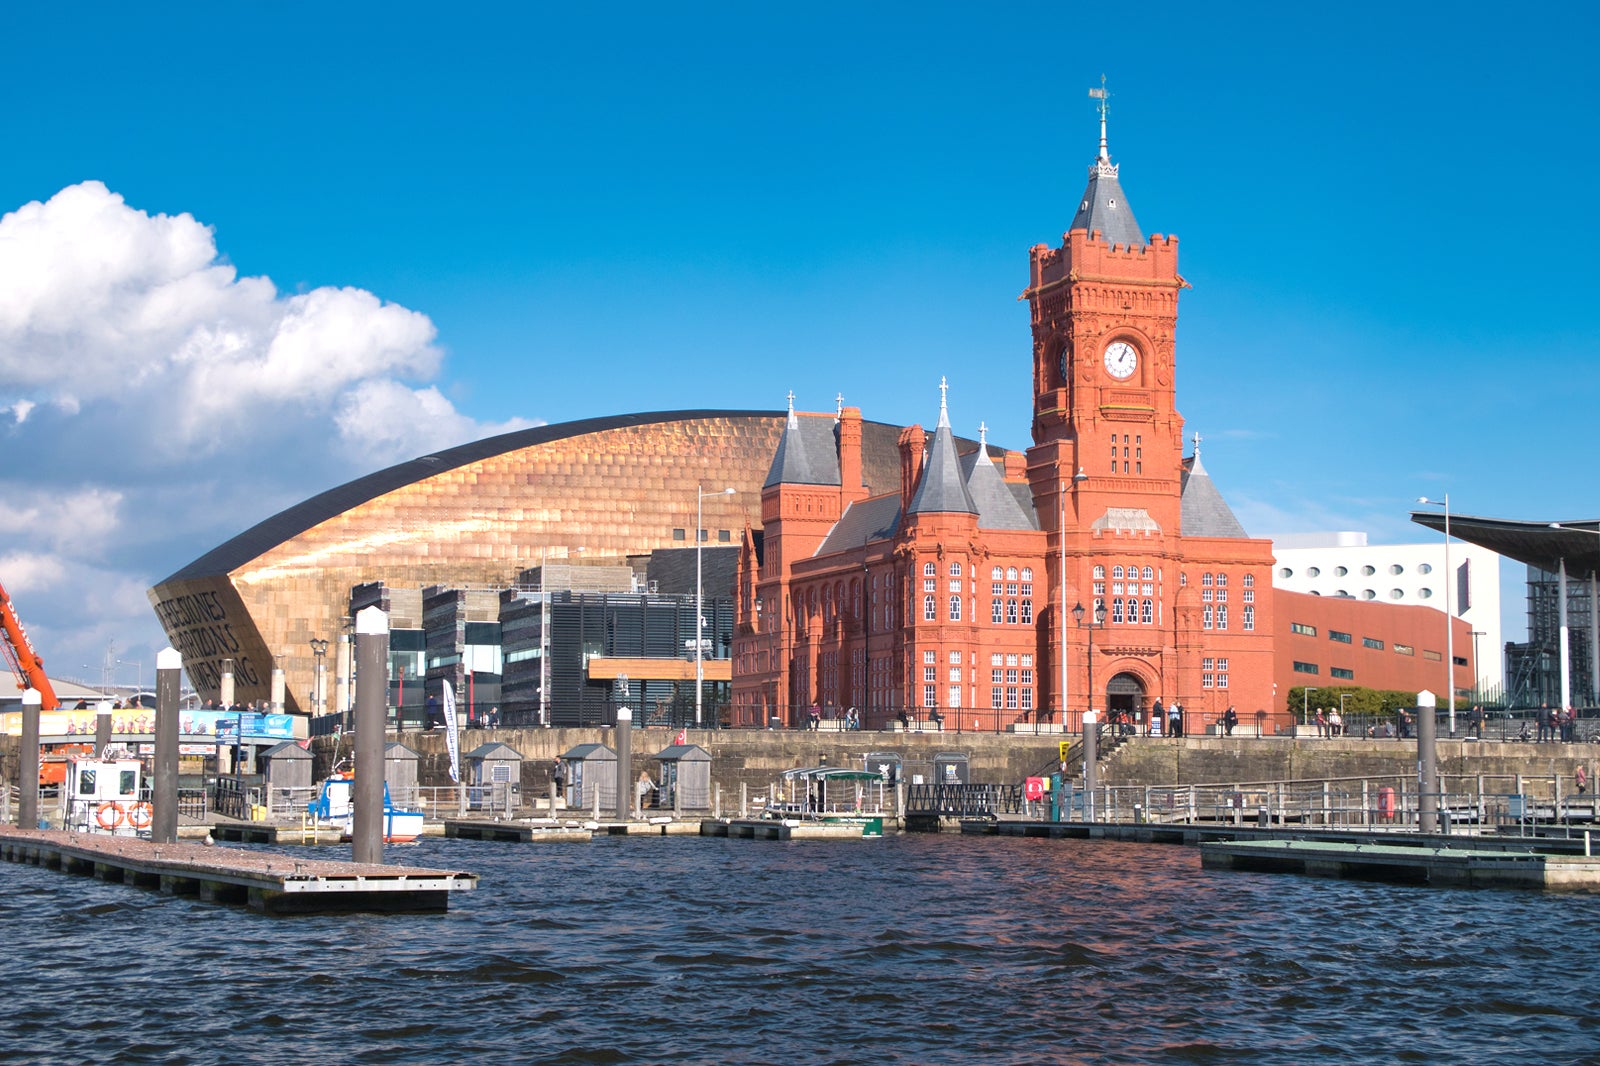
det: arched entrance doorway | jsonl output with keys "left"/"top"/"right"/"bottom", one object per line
{"left": 1106, "top": 673, "right": 1147, "bottom": 735}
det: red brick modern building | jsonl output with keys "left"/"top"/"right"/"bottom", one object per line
{"left": 732, "top": 117, "right": 1278, "bottom": 731}
{"left": 1272, "top": 589, "right": 1474, "bottom": 719}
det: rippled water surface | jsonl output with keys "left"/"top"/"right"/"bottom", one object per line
{"left": 4, "top": 833, "right": 1599, "bottom": 1064}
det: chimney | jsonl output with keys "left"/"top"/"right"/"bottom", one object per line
{"left": 898, "top": 424, "right": 925, "bottom": 514}
{"left": 839, "top": 406, "right": 864, "bottom": 504}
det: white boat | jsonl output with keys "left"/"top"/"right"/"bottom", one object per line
{"left": 307, "top": 772, "right": 425, "bottom": 844}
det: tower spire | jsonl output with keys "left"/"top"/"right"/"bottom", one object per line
{"left": 937, "top": 376, "right": 950, "bottom": 429}
{"left": 1090, "top": 74, "right": 1109, "bottom": 163}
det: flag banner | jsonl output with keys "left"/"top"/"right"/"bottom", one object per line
{"left": 674, "top": 728, "right": 687, "bottom": 746}
{"left": 443, "top": 680, "right": 460, "bottom": 783}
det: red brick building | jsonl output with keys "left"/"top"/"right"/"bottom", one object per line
{"left": 732, "top": 116, "right": 1278, "bottom": 730}
{"left": 1272, "top": 589, "right": 1474, "bottom": 725}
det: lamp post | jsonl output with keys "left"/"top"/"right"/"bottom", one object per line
{"left": 1418, "top": 495, "right": 1455, "bottom": 735}
{"left": 696, "top": 484, "right": 736, "bottom": 729}
{"left": 1072, "top": 600, "right": 1107, "bottom": 726}
{"left": 1303, "top": 686, "right": 1318, "bottom": 729}
{"left": 309, "top": 638, "right": 329, "bottom": 717}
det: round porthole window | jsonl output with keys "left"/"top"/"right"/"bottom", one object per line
{"left": 1418, "top": 563, "right": 1432, "bottom": 575}
{"left": 1390, "top": 588, "right": 1404, "bottom": 600}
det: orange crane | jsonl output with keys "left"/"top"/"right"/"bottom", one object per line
{"left": 0, "top": 579, "right": 60, "bottom": 709}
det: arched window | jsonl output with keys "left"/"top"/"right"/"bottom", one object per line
{"left": 1112, "top": 566, "right": 1124, "bottom": 580}
{"left": 1202, "top": 572, "right": 1214, "bottom": 586}
{"left": 1020, "top": 567, "right": 1033, "bottom": 582}
{"left": 991, "top": 566, "right": 1003, "bottom": 580}
{"left": 924, "top": 562, "right": 936, "bottom": 577}
{"left": 1141, "top": 599, "right": 1153, "bottom": 624}
{"left": 992, "top": 599, "right": 1003, "bottom": 623}
{"left": 1141, "top": 566, "right": 1154, "bottom": 580}
{"left": 924, "top": 595, "right": 936, "bottom": 621}
{"left": 1243, "top": 573, "right": 1255, "bottom": 588}
{"left": 1093, "top": 565, "right": 1106, "bottom": 579}
{"left": 950, "top": 562, "right": 962, "bottom": 577}
{"left": 1006, "top": 567, "right": 1018, "bottom": 581}
{"left": 949, "top": 595, "right": 962, "bottom": 621}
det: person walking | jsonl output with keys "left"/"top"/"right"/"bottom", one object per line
{"left": 1223, "top": 706, "right": 1238, "bottom": 737}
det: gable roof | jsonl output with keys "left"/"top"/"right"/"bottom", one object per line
{"left": 1180, "top": 454, "right": 1249, "bottom": 538}
{"left": 960, "top": 446, "right": 1038, "bottom": 530}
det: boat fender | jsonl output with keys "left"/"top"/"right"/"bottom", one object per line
{"left": 95, "top": 802, "right": 125, "bottom": 830}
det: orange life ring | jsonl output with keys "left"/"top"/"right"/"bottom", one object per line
{"left": 1377, "top": 786, "right": 1396, "bottom": 820}
{"left": 95, "top": 802, "right": 125, "bottom": 829}
{"left": 126, "top": 801, "right": 153, "bottom": 830}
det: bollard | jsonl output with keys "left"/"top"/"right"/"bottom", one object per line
{"left": 351, "top": 607, "right": 389, "bottom": 866}
{"left": 1133, "top": 803, "right": 1143, "bottom": 824}
{"left": 19, "top": 689, "right": 41, "bottom": 830}
{"left": 152, "top": 648, "right": 182, "bottom": 843}
{"left": 1258, "top": 804, "right": 1269, "bottom": 828}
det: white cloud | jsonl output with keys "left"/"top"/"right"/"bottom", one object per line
{"left": 0, "top": 551, "right": 69, "bottom": 594}
{"left": 0, "top": 181, "right": 536, "bottom": 686}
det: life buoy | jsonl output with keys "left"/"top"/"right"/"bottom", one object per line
{"left": 95, "top": 802, "right": 125, "bottom": 829}
{"left": 1377, "top": 786, "right": 1396, "bottom": 820}
{"left": 126, "top": 801, "right": 153, "bottom": 830}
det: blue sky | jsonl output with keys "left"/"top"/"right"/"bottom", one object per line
{"left": 1, "top": 2, "right": 1595, "bottom": 686}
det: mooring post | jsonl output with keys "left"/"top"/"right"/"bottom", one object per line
{"left": 152, "top": 648, "right": 182, "bottom": 843}
{"left": 616, "top": 708, "right": 633, "bottom": 821}
{"left": 95, "top": 704, "right": 111, "bottom": 754}
{"left": 1416, "top": 690, "right": 1438, "bottom": 833}
{"left": 19, "top": 689, "right": 40, "bottom": 829}
{"left": 352, "top": 606, "right": 389, "bottom": 866}
{"left": 740, "top": 781, "right": 747, "bottom": 818}
{"left": 1082, "top": 711, "right": 1099, "bottom": 822}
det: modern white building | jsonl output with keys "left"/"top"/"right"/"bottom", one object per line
{"left": 1271, "top": 532, "right": 1504, "bottom": 694}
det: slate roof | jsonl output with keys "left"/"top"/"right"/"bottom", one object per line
{"left": 1069, "top": 160, "right": 1145, "bottom": 248}
{"left": 763, "top": 409, "right": 841, "bottom": 488}
{"left": 815, "top": 495, "right": 903, "bottom": 556}
{"left": 1179, "top": 454, "right": 1249, "bottom": 538}
{"left": 907, "top": 420, "right": 977, "bottom": 517}
{"left": 960, "top": 446, "right": 1038, "bottom": 531}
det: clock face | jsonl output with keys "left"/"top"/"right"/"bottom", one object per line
{"left": 1103, "top": 340, "right": 1138, "bottom": 380}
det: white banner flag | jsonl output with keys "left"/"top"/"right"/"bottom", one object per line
{"left": 443, "top": 680, "right": 460, "bottom": 783}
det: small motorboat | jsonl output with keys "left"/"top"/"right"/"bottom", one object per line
{"left": 307, "top": 771, "right": 425, "bottom": 844}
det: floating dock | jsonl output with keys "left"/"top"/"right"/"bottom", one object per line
{"left": 444, "top": 819, "right": 594, "bottom": 842}
{"left": 700, "top": 818, "right": 871, "bottom": 840}
{"left": 0, "top": 827, "right": 476, "bottom": 914}
{"left": 1200, "top": 838, "right": 1600, "bottom": 890}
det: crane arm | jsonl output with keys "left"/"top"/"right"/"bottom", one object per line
{"left": 0, "top": 579, "right": 60, "bottom": 709}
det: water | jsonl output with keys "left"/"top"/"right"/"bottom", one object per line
{"left": 4, "top": 833, "right": 1598, "bottom": 1065}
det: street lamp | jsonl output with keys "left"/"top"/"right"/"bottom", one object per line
{"left": 1072, "top": 600, "right": 1107, "bottom": 725}
{"left": 696, "top": 484, "right": 736, "bottom": 729}
{"left": 309, "top": 638, "right": 330, "bottom": 716}
{"left": 1418, "top": 495, "right": 1455, "bottom": 735}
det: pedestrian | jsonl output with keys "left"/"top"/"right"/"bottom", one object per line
{"left": 1563, "top": 707, "right": 1576, "bottom": 743}
{"left": 1577, "top": 765, "right": 1588, "bottom": 796}
{"left": 807, "top": 704, "right": 821, "bottom": 731}
{"left": 1470, "top": 704, "right": 1484, "bottom": 740}
{"left": 1169, "top": 702, "right": 1183, "bottom": 738}
{"left": 1537, "top": 703, "right": 1552, "bottom": 743}
{"left": 1329, "top": 708, "right": 1343, "bottom": 738}
{"left": 635, "top": 769, "right": 656, "bottom": 815}
{"left": 1315, "top": 707, "right": 1327, "bottom": 739}
{"left": 896, "top": 708, "right": 910, "bottom": 731}
{"left": 1223, "top": 706, "right": 1238, "bottom": 737}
